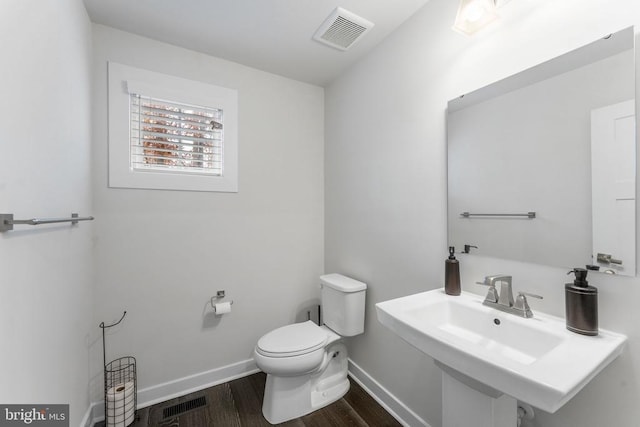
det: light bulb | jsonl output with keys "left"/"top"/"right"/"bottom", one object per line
{"left": 452, "top": 0, "right": 499, "bottom": 36}
{"left": 464, "top": 2, "right": 486, "bottom": 23}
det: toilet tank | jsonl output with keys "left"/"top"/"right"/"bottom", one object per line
{"left": 320, "top": 274, "right": 367, "bottom": 336}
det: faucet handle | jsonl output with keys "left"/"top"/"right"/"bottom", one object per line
{"left": 514, "top": 291, "right": 543, "bottom": 318}
{"left": 476, "top": 279, "right": 499, "bottom": 303}
{"left": 519, "top": 291, "right": 543, "bottom": 300}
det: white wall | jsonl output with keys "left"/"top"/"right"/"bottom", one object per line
{"left": 326, "top": 0, "right": 640, "bottom": 426}
{"left": 90, "top": 25, "right": 325, "bottom": 401}
{"left": 0, "top": 0, "right": 93, "bottom": 425}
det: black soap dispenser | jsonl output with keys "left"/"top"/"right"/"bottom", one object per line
{"left": 565, "top": 268, "right": 598, "bottom": 336}
{"left": 445, "top": 246, "right": 461, "bottom": 296}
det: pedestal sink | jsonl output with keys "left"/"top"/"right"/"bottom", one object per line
{"left": 376, "top": 289, "right": 626, "bottom": 427}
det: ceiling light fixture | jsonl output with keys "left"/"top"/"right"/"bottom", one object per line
{"left": 452, "top": 0, "right": 499, "bottom": 36}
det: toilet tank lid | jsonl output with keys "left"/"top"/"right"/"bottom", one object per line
{"left": 320, "top": 274, "right": 367, "bottom": 292}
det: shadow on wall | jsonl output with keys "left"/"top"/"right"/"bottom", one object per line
{"left": 202, "top": 300, "right": 230, "bottom": 329}
{"left": 295, "top": 300, "right": 322, "bottom": 325}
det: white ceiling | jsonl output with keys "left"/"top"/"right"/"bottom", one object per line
{"left": 83, "top": 0, "right": 430, "bottom": 86}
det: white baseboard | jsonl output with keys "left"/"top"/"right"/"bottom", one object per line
{"left": 348, "top": 359, "right": 431, "bottom": 427}
{"left": 86, "top": 357, "right": 427, "bottom": 427}
{"left": 136, "top": 359, "right": 259, "bottom": 408}
{"left": 80, "top": 403, "right": 97, "bottom": 427}
{"left": 88, "top": 358, "right": 259, "bottom": 425}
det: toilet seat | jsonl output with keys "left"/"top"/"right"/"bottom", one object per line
{"left": 256, "top": 321, "right": 328, "bottom": 358}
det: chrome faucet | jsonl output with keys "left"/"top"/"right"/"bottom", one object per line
{"left": 476, "top": 275, "right": 512, "bottom": 305}
{"left": 476, "top": 275, "right": 542, "bottom": 318}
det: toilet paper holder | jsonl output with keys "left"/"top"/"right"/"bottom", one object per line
{"left": 211, "top": 290, "right": 234, "bottom": 312}
{"left": 100, "top": 311, "right": 137, "bottom": 427}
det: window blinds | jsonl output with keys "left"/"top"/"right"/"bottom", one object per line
{"left": 130, "top": 94, "right": 223, "bottom": 175}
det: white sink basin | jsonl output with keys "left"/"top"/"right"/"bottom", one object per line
{"left": 376, "top": 289, "right": 627, "bottom": 412}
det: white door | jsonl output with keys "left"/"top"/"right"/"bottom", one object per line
{"left": 591, "top": 100, "right": 635, "bottom": 275}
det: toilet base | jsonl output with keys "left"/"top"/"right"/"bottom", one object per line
{"left": 262, "top": 343, "right": 349, "bottom": 424}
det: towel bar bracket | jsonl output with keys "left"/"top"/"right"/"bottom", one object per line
{"left": 0, "top": 214, "right": 15, "bottom": 232}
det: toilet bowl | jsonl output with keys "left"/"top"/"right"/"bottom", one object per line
{"left": 254, "top": 320, "right": 332, "bottom": 375}
{"left": 254, "top": 321, "right": 349, "bottom": 424}
{"left": 253, "top": 274, "right": 367, "bottom": 424}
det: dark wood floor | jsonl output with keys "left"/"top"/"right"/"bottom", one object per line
{"left": 97, "top": 372, "right": 401, "bottom": 426}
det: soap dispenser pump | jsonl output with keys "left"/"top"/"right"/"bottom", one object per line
{"left": 565, "top": 268, "right": 598, "bottom": 336}
{"left": 445, "top": 246, "right": 461, "bottom": 296}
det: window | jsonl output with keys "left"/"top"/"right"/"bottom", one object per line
{"left": 130, "top": 94, "right": 223, "bottom": 175}
{"left": 108, "top": 62, "right": 238, "bottom": 192}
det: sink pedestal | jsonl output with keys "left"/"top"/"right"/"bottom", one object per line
{"left": 439, "top": 362, "right": 516, "bottom": 427}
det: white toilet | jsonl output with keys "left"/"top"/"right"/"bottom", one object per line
{"left": 253, "top": 273, "right": 367, "bottom": 424}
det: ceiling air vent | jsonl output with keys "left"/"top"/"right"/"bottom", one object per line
{"left": 313, "top": 7, "right": 374, "bottom": 51}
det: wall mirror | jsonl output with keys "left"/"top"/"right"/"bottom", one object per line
{"left": 447, "top": 27, "right": 636, "bottom": 276}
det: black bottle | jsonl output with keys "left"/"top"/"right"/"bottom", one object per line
{"left": 565, "top": 268, "right": 598, "bottom": 336}
{"left": 445, "top": 246, "right": 461, "bottom": 296}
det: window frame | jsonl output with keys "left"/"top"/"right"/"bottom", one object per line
{"left": 108, "top": 62, "right": 238, "bottom": 192}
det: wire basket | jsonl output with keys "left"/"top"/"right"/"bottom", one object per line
{"left": 104, "top": 356, "right": 137, "bottom": 427}
{"left": 100, "top": 312, "right": 137, "bottom": 427}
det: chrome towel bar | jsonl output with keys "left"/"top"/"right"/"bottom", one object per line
{"left": 0, "top": 213, "right": 94, "bottom": 232}
{"left": 461, "top": 212, "right": 536, "bottom": 219}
